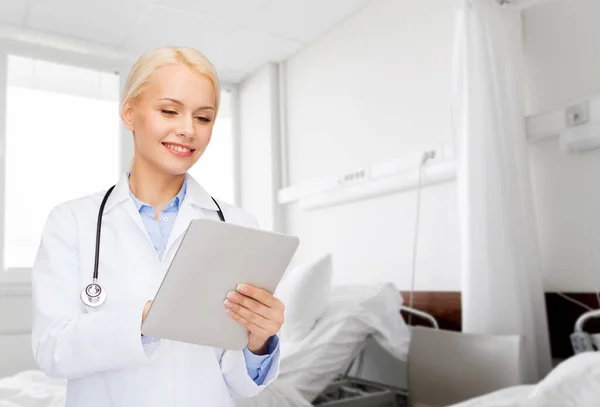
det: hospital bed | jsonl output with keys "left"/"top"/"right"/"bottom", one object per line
{"left": 5, "top": 283, "right": 600, "bottom": 407}
{"left": 412, "top": 308, "right": 600, "bottom": 407}
{"left": 0, "top": 282, "right": 412, "bottom": 407}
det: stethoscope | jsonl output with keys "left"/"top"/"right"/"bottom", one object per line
{"left": 81, "top": 185, "right": 225, "bottom": 308}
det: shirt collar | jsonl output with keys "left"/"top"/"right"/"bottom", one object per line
{"left": 104, "top": 172, "right": 219, "bottom": 214}
{"left": 127, "top": 172, "right": 188, "bottom": 213}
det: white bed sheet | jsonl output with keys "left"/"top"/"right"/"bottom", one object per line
{"left": 236, "top": 282, "right": 411, "bottom": 407}
{"left": 446, "top": 386, "right": 534, "bottom": 407}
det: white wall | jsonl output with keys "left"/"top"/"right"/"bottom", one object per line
{"left": 238, "top": 0, "right": 600, "bottom": 292}
{"left": 524, "top": 0, "right": 600, "bottom": 292}
{"left": 238, "top": 64, "right": 283, "bottom": 232}
{"left": 279, "top": 0, "right": 462, "bottom": 289}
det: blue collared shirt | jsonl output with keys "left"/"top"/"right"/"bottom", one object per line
{"left": 129, "top": 175, "right": 277, "bottom": 385}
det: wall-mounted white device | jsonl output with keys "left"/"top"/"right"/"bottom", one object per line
{"left": 526, "top": 96, "right": 600, "bottom": 153}
{"left": 277, "top": 144, "right": 456, "bottom": 210}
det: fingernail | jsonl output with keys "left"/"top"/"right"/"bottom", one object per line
{"left": 227, "top": 292, "right": 239, "bottom": 301}
{"left": 237, "top": 284, "right": 248, "bottom": 294}
{"left": 224, "top": 299, "right": 232, "bottom": 307}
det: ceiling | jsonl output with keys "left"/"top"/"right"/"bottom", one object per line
{"left": 0, "top": 0, "right": 373, "bottom": 83}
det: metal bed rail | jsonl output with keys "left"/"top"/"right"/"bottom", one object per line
{"left": 574, "top": 309, "right": 600, "bottom": 333}
{"left": 399, "top": 305, "right": 439, "bottom": 329}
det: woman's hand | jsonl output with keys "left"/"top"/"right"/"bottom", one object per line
{"left": 224, "top": 284, "right": 284, "bottom": 355}
{"left": 142, "top": 300, "right": 152, "bottom": 324}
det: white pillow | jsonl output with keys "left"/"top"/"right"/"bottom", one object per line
{"left": 274, "top": 253, "right": 333, "bottom": 342}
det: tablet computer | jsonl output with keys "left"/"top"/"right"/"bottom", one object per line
{"left": 141, "top": 217, "right": 300, "bottom": 350}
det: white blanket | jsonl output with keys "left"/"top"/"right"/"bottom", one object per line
{"left": 0, "top": 371, "right": 65, "bottom": 407}
{"left": 450, "top": 352, "right": 600, "bottom": 407}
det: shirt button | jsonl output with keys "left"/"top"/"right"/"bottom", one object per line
{"left": 163, "top": 217, "right": 169, "bottom": 222}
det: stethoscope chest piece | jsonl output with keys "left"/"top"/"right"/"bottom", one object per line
{"left": 81, "top": 280, "right": 106, "bottom": 307}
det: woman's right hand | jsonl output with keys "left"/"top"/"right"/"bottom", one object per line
{"left": 142, "top": 301, "right": 152, "bottom": 323}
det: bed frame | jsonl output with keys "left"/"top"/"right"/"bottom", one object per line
{"left": 399, "top": 290, "right": 600, "bottom": 359}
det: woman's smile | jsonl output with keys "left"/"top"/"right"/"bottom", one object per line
{"left": 162, "top": 141, "right": 196, "bottom": 158}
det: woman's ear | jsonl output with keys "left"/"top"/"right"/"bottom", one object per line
{"left": 121, "top": 101, "right": 135, "bottom": 131}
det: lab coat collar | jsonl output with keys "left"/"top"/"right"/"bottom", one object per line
{"left": 182, "top": 173, "right": 220, "bottom": 211}
{"left": 104, "top": 172, "right": 220, "bottom": 214}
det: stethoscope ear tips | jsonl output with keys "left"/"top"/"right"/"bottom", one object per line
{"left": 81, "top": 282, "right": 107, "bottom": 307}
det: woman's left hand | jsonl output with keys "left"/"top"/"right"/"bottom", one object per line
{"left": 224, "top": 284, "right": 284, "bottom": 355}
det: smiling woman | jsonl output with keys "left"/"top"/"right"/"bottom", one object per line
{"left": 30, "top": 46, "right": 281, "bottom": 407}
{"left": 121, "top": 56, "right": 219, "bottom": 178}
{"left": 122, "top": 50, "right": 235, "bottom": 204}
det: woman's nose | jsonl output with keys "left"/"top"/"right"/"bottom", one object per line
{"left": 176, "top": 116, "right": 195, "bottom": 140}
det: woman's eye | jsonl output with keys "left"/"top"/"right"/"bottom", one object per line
{"left": 195, "top": 116, "right": 211, "bottom": 123}
{"left": 162, "top": 110, "right": 177, "bottom": 115}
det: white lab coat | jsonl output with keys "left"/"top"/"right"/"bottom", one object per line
{"left": 30, "top": 173, "right": 280, "bottom": 407}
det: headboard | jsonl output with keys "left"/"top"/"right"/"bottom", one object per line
{"left": 400, "top": 291, "right": 461, "bottom": 331}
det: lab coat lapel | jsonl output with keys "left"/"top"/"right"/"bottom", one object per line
{"left": 165, "top": 199, "right": 197, "bottom": 257}
{"left": 164, "top": 173, "right": 220, "bottom": 257}
{"left": 104, "top": 172, "right": 155, "bottom": 250}
{"left": 123, "top": 199, "right": 155, "bottom": 249}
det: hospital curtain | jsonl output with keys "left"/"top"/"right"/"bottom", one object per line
{"left": 452, "top": 0, "right": 552, "bottom": 382}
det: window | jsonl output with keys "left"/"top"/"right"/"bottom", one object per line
{"left": 188, "top": 89, "right": 236, "bottom": 204}
{"left": 4, "top": 55, "right": 120, "bottom": 270}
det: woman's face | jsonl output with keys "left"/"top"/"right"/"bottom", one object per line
{"left": 122, "top": 63, "right": 217, "bottom": 176}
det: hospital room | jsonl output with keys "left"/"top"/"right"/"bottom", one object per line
{"left": 1, "top": 0, "right": 600, "bottom": 405}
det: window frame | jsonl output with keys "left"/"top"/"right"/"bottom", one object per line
{"left": 0, "top": 41, "right": 130, "bottom": 286}
{"left": 0, "top": 39, "right": 240, "bottom": 286}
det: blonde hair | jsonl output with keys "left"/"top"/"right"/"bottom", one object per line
{"left": 122, "top": 46, "right": 220, "bottom": 114}
{"left": 122, "top": 46, "right": 221, "bottom": 170}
